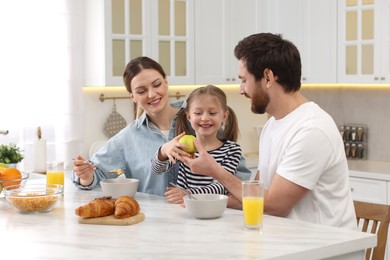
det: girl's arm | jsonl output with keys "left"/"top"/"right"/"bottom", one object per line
{"left": 151, "top": 148, "right": 173, "bottom": 174}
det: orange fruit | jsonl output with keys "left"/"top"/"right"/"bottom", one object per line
{"left": 0, "top": 168, "right": 22, "bottom": 187}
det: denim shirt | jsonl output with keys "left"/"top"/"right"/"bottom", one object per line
{"left": 72, "top": 101, "right": 251, "bottom": 197}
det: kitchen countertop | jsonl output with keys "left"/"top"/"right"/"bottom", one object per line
{"left": 0, "top": 173, "right": 375, "bottom": 260}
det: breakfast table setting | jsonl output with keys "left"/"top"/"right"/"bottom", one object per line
{"left": 0, "top": 172, "right": 376, "bottom": 259}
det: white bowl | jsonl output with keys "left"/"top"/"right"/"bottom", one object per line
{"left": 100, "top": 178, "right": 139, "bottom": 198}
{"left": 184, "top": 194, "right": 228, "bottom": 219}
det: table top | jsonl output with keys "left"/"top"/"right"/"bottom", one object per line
{"left": 0, "top": 173, "right": 375, "bottom": 260}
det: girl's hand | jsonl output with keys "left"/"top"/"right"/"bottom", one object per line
{"left": 159, "top": 132, "right": 192, "bottom": 164}
{"left": 73, "top": 155, "right": 95, "bottom": 186}
{"left": 164, "top": 187, "right": 186, "bottom": 204}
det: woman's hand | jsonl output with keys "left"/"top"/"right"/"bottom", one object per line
{"left": 73, "top": 155, "right": 95, "bottom": 186}
{"left": 159, "top": 132, "right": 192, "bottom": 164}
{"left": 164, "top": 186, "right": 186, "bottom": 204}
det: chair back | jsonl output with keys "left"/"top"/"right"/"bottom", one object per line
{"left": 354, "top": 200, "right": 390, "bottom": 260}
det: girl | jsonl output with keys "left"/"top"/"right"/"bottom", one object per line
{"left": 151, "top": 85, "right": 242, "bottom": 204}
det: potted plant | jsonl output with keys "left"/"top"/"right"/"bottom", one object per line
{"left": 0, "top": 143, "right": 24, "bottom": 166}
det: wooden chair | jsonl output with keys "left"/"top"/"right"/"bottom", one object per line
{"left": 354, "top": 200, "right": 390, "bottom": 260}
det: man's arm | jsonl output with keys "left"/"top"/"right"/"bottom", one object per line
{"left": 181, "top": 141, "right": 308, "bottom": 215}
{"left": 264, "top": 174, "right": 308, "bottom": 217}
{"left": 180, "top": 140, "right": 243, "bottom": 204}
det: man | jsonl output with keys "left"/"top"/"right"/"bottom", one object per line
{"left": 181, "top": 33, "right": 356, "bottom": 230}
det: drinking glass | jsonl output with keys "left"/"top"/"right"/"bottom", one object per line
{"left": 242, "top": 180, "right": 264, "bottom": 231}
{"left": 46, "top": 161, "right": 64, "bottom": 186}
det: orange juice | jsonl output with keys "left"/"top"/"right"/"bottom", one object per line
{"left": 46, "top": 171, "right": 64, "bottom": 186}
{"left": 243, "top": 196, "right": 264, "bottom": 227}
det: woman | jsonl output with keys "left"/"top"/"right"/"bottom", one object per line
{"left": 72, "top": 57, "right": 250, "bottom": 206}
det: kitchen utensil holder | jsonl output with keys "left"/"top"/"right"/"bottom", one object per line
{"left": 339, "top": 124, "right": 367, "bottom": 160}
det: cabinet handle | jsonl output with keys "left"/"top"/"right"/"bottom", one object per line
{"left": 374, "top": 77, "right": 379, "bottom": 80}
{"left": 302, "top": 77, "right": 307, "bottom": 81}
{"left": 226, "top": 78, "right": 230, "bottom": 81}
{"left": 381, "top": 77, "right": 386, "bottom": 80}
{"left": 232, "top": 78, "right": 236, "bottom": 82}
{"left": 350, "top": 187, "right": 354, "bottom": 192}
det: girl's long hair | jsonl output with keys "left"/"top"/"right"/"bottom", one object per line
{"left": 175, "top": 85, "right": 239, "bottom": 142}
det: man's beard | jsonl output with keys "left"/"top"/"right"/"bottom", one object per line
{"left": 251, "top": 89, "right": 269, "bottom": 114}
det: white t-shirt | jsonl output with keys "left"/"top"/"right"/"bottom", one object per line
{"left": 259, "top": 102, "right": 356, "bottom": 230}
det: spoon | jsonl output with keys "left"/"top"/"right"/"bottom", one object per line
{"left": 169, "top": 182, "right": 197, "bottom": 200}
{"left": 72, "top": 158, "right": 124, "bottom": 175}
{"left": 108, "top": 168, "right": 125, "bottom": 175}
{"left": 86, "top": 160, "right": 125, "bottom": 175}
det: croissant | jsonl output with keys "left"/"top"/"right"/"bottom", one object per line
{"left": 114, "top": 196, "right": 140, "bottom": 219}
{"left": 75, "top": 197, "right": 115, "bottom": 218}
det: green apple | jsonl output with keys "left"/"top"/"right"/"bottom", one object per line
{"left": 178, "top": 135, "right": 196, "bottom": 154}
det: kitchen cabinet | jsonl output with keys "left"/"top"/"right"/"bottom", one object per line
{"left": 84, "top": 0, "right": 194, "bottom": 86}
{"left": 259, "top": 0, "right": 337, "bottom": 84}
{"left": 338, "top": 0, "right": 390, "bottom": 83}
{"left": 349, "top": 175, "right": 387, "bottom": 203}
{"left": 194, "top": 0, "right": 260, "bottom": 85}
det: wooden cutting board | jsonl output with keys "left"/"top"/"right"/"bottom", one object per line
{"left": 78, "top": 213, "right": 145, "bottom": 226}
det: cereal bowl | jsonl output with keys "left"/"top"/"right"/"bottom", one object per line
{"left": 0, "top": 172, "right": 29, "bottom": 198}
{"left": 184, "top": 194, "right": 228, "bottom": 219}
{"left": 100, "top": 178, "right": 139, "bottom": 198}
{"left": 3, "top": 184, "right": 63, "bottom": 213}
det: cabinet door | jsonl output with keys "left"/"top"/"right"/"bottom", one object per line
{"left": 85, "top": 0, "right": 194, "bottom": 86}
{"left": 349, "top": 176, "right": 387, "bottom": 204}
{"left": 304, "top": 0, "right": 337, "bottom": 83}
{"left": 85, "top": 0, "right": 151, "bottom": 86}
{"left": 380, "top": 0, "right": 390, "bottom": 83}
{"left": 106, "top": 0, "right": 151, "bottom": 86}
{"left": 194, "top": 0, "right": 258, "bottom": 85}
{"left": 337, "top": 0, "right": 387, "bottom": 83}
{"left": 152, "top": 0, "right": 194, "bottom": 85}
{"left": 260, "top": 0, "right": 337, "bottom": 84}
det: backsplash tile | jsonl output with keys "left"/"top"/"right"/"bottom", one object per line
{"left": 301, "top": 86, "right": 390, "bottom": 162}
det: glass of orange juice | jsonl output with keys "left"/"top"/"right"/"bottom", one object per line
{"left": 46, "top": 161, "right": 64, "bottom": 187}
{"left": 242, "top": 180, "right": 264, "bottom": 231}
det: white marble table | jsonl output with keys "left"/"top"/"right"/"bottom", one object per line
{"left": 0, "top": 173, "right": 376, "bottom": 260}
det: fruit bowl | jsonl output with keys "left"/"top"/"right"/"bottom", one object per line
{"left": 3, "top": 184, "right": 63, "bottom": 213}
{"left": 0, "top": 172, "right": 29, "bottom": 198}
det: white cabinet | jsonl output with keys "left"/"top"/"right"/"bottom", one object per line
{"left": 349, "top": 176, "right": 387, "bottom": 203}
{"left": 84, "top": 0, "right": 194, "bottom": 86}
{"left": 259, "top": 0, "right": 337, "bottom": 84}
{"left": 338, "top": 0, "right": 390, "bottom": 83}
{"left": 303, "top": 0, "right": 337, "bottom": 84}
{"left": 194, "top": 0, "right": 260, "bottom": 85}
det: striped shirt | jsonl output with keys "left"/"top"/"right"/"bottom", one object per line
{"left": 151, "top": 140, "right": 242, "bottom": 195}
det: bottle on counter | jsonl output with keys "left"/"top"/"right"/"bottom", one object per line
{"left": 33, "top": 126, "right": 47, "bottom": 174}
